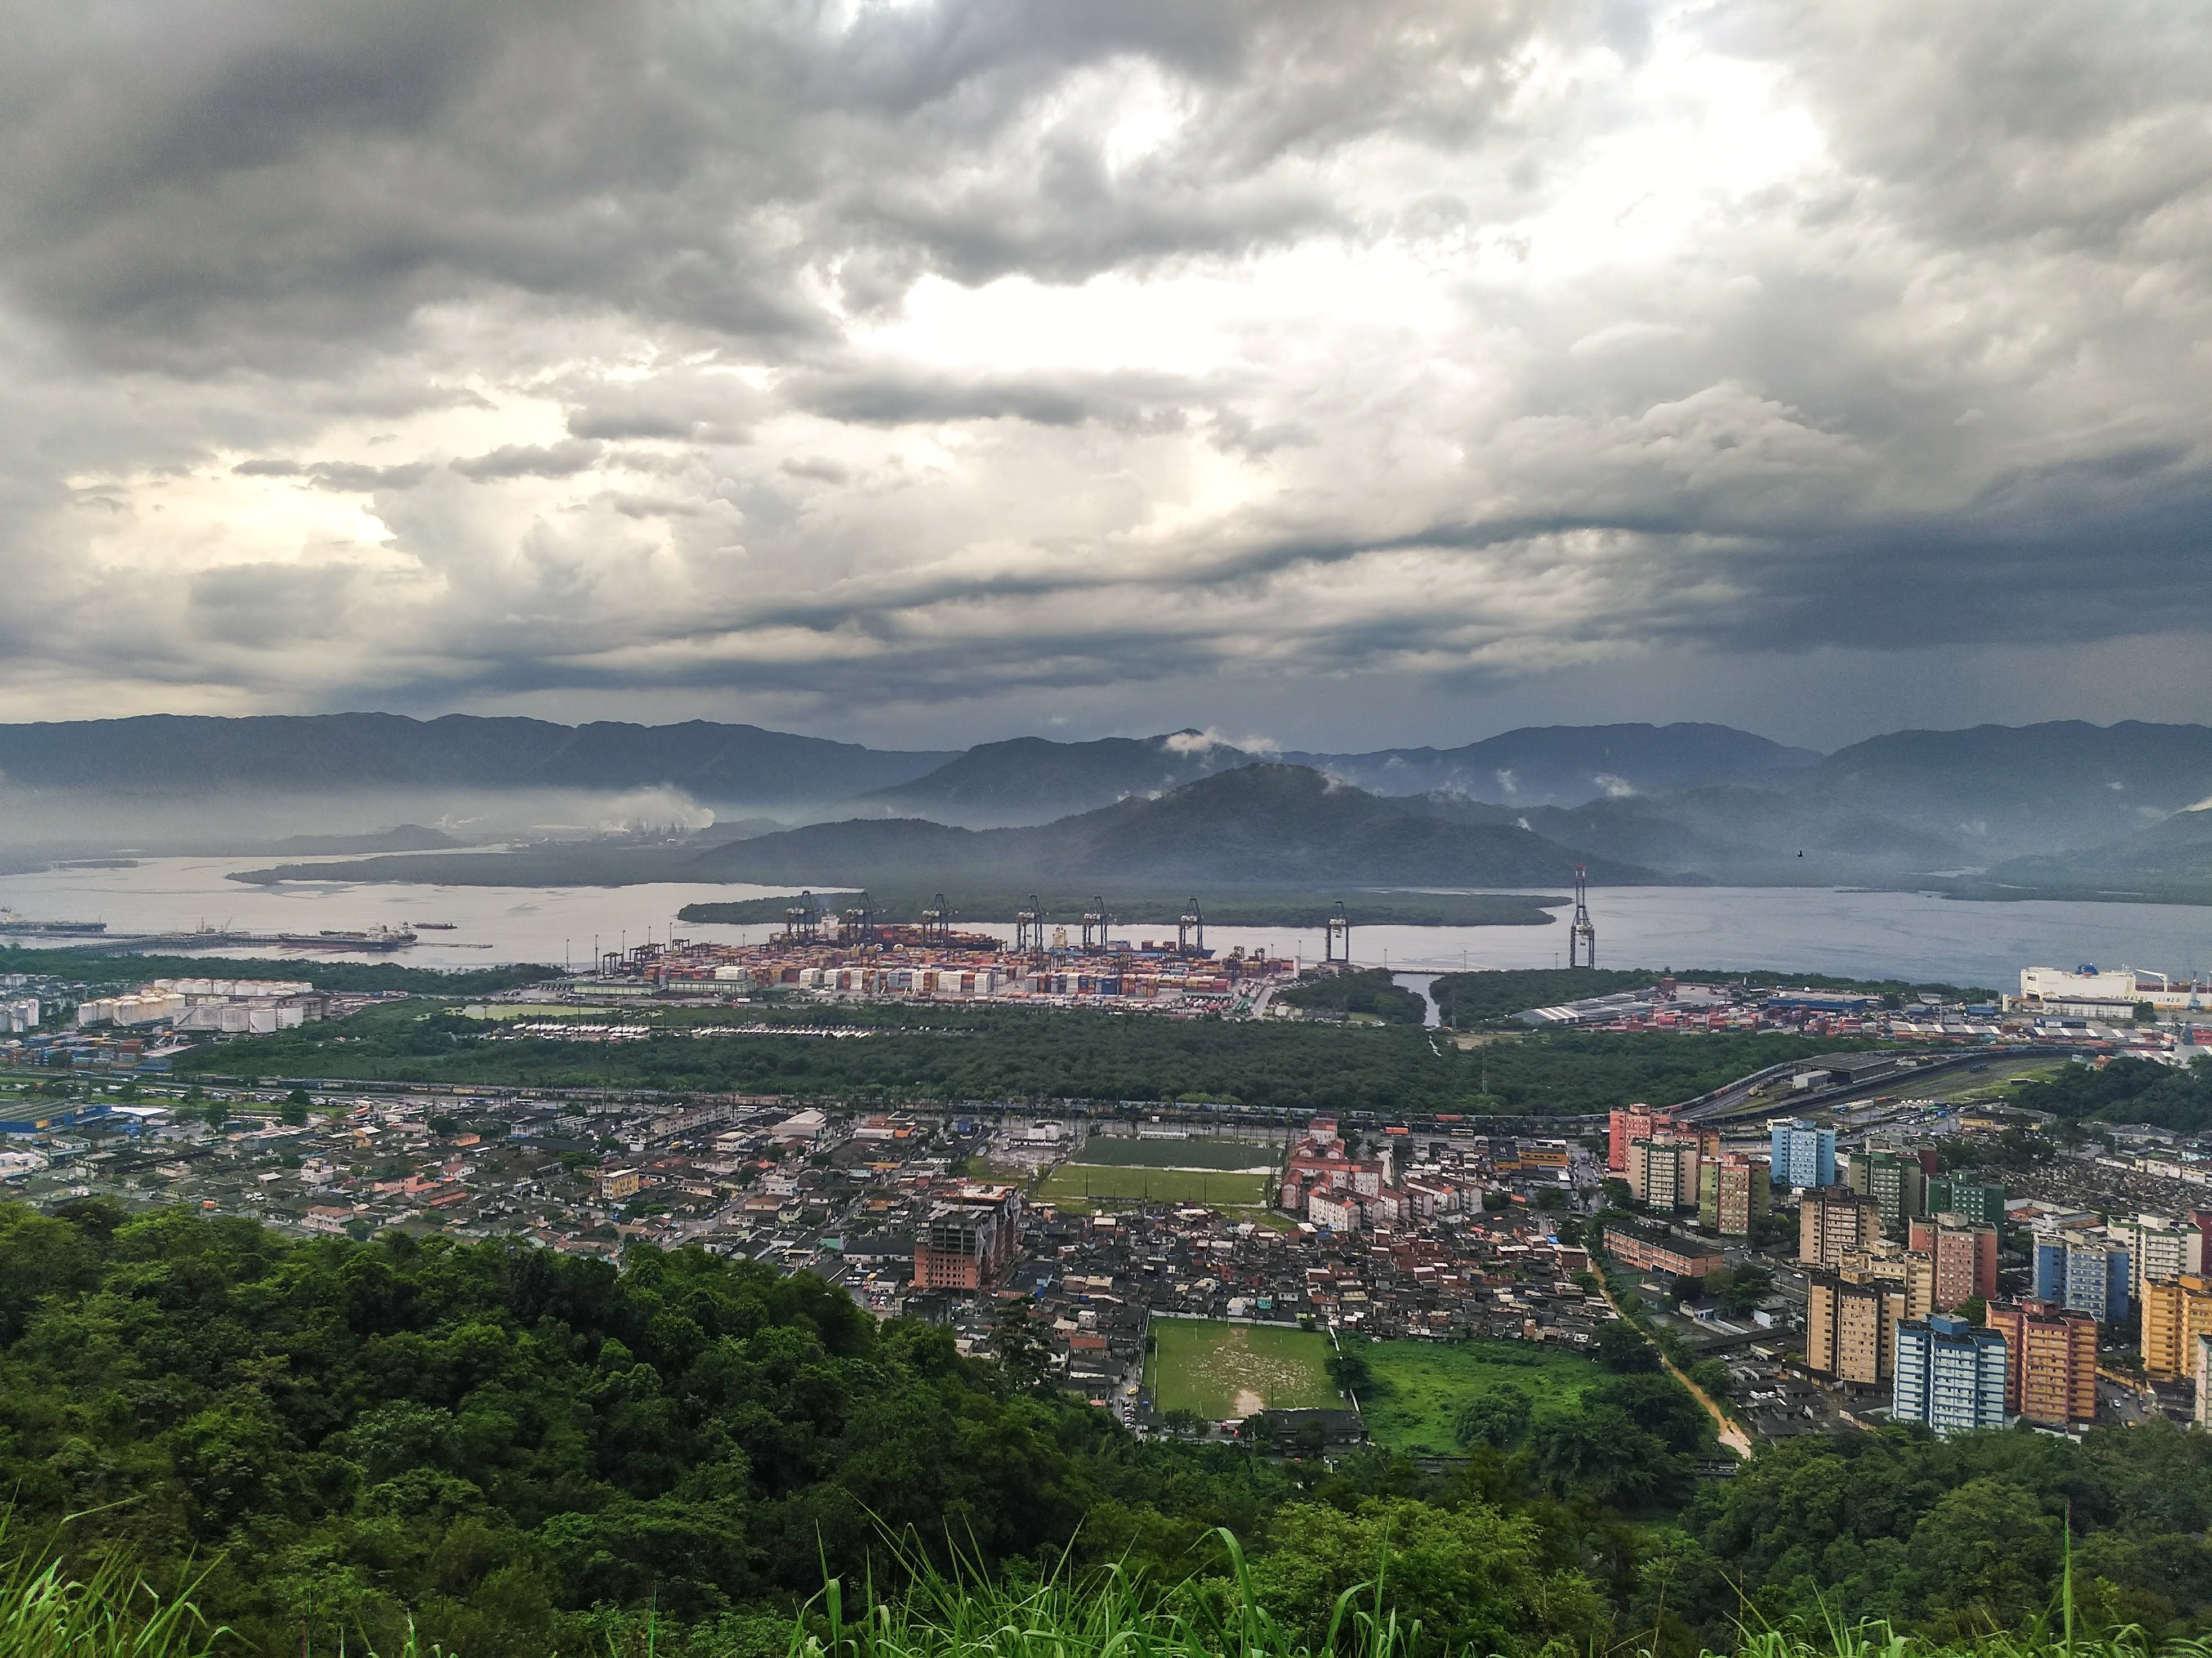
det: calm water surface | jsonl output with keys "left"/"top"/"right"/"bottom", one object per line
{"left": 5, "top": 858, "right": 2212, "bottom": 990}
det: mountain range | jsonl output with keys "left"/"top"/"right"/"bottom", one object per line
{"left": 845, "top": 722, "right": 1819, "bottom": 826}
{"left": 0, "top": 713, "right": 953, "bottom": 809}
{"left": 694, "top": 764, "right": 1660, "bottom": 890}
{"left": 20, "top": 712, "right": 2212, "bottom": 900}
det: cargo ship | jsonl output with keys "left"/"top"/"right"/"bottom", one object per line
{"left": 271, "top": 926, "right": 419, "bottom": 952}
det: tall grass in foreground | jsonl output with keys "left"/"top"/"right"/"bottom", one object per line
{"left": 0, "top": 1540, "right": 218, "bottom": 1658}
{"left": 777, "top": 1530, "right": 2212, "bottom": 1658}
{"left": 5, "top": 1525, "right": 2212, "bottom": 1658}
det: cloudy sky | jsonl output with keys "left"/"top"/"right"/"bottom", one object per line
{"left": 3, "top": 0, "right": 2209, "bottom": 752}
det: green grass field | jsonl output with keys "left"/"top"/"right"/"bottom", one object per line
{"left": 1359, "top": 1338, "right": 1608, "bottom": 1454}
{"left": 1145, "top": 1319, "right": 1339, "bottom": 1419}
{"left": 1068, "top": 1136, "right": 1282, "bottom": 1170}
{"left": 1036, "top": 1165, "right": 1271, "bottom": 1209}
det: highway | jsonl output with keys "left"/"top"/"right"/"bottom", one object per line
{"left": 1676, "top": 1044, "right": 2079, "bottom": 1124}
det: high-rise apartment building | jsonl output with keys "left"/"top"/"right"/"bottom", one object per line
{"left": 1807, "top": 1270, "right": 1904, "bottom": 1385}
{"left": 2032, "top": 1232, "right": 2062, "bottom": 1301}
{"left": 1924, "top": 1177, "right": 2006, "bottom": 1227}
{"left": 2140, "top": 1272, "right": 2212, "bottom": 1379}
{"left": 1852, "top": 1149, "right": 1926, "bottom": 1235}
{"left": 912, "top": 1183, "right": 1024, "bottom": 1292}
{"left": 2116, "top": 1214, "right": 2201, "bottom": 1303}
{"left": 1609, "top": 1104, "right": 1680, "bottom": 1172}
{"left": 1697, "top": 1153, "right": 1772, "bottom": 1236}
{"left": 1909, "top": 1215, "right": 1998, "bottom": 1309}
{"left": 1893, "top": 1313, "right": 2009, "bottom": 1435}
{"left": 2196, "top": 1332, "right": 2212, "bottom": 1430}
{"left": 2067, "top": 1236, "right": 2131, "bottom": 1323}
{"left": 2032, "top": 1230, "right": 2131, "bottom": 1322}
{"left": 1840, "top": 1240, "right": 1934, "bottom": 1321}
{"left": 1769, "top": 1118, "right": 1838, "bottom": 1191}
{"left": 1627, "top": 1134, "right": 1701, "bottom": 1209}
{"left": 1984, "top": 1300, "right": 2098, "bottom": 1427}
{"left": 1800, "top": 1186, "right": 1883, "bottom": 1270}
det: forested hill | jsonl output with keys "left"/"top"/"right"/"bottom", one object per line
{"left": 0, "top": 1201, "right": 1273, "bottom": 1658}
{"left": 6, "top": 1202, "right": 2212, "bottom": 1657}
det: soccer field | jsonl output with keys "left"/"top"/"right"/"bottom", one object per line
{"left": 1069, "top": 1136, "right": 1281, "bottom": 1171}
{"left": 1035, "top": 1164, "right": 1271, "bottom": 1207}
{"left": 1146, "top": 1319, "right": 1339, "bottom": 1419}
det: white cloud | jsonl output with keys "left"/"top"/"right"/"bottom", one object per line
{"left": 0, "top": 0, "right": 2205, "bottom": 737}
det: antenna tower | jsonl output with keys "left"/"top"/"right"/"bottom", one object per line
{"left": 1568, "top": 866, "right": 1596, "bottom": 968}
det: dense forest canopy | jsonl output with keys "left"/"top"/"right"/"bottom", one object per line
{"left": 2010, "top": 1053, "right": 2212, "bottom": 1135}
{"left": 5, "top": 1202, "right": 2212, "bottom": 1658}
{"left": 172, "top": 1003, "right": 1871, "bottom": 1117}
{"left": 1275, "top": 970, "right": 1427, "bottom": 1026}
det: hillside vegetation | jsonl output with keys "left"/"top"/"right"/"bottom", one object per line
{"left": 5, "top": 1204, "right": 2212, "bottom": 1658}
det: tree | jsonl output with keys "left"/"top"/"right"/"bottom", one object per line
{"left": 1907, "top": 1478, "right": 2062, "bottom": 1630}
{"left": 1238, "top": 1498, "right": 1605, "bottom": 1658}
{"left": 1326, "top": 1343, "right": 1376, "bottom": 1398}
{"left": 202, "top": 1099, "right": 229, "bottom": 1130}
{"left": 989, "top": 1300, "right": 1049, "bottom": 1393}
{"left": 1593, "top": 1321, "right": 1661, "bottom": 1374}
{"left": 1526, "top": 1407, "right": 1680, "bottom": 1506}
{"left": 1454, "top": 1389, "right": 1532, "bottom": 1450}
{"left": 1586, "top": 1373, "right": 1709, "bottom": 1455}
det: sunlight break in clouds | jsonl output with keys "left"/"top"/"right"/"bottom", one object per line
{"left": 0, "top": 0, "right": 2207, "bottom": 744}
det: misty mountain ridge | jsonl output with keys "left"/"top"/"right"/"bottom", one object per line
{"left": 0, "top": 712, "right": 953, "bottom": 809}
{"left": 1285, "top": 721, "right": 1821, "bottom": 809}
{"left": 690, "top": 764, "right": 1664, "bottom": 890}
{"left": 836, "top": 730, "right": 1260, "bottom": 827}
{"left": 24, "top": 712, "right": 2212, "bottom": 902}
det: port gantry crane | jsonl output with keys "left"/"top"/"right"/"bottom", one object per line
{"left": 1014, "top": 894, "right": 1046, "bottom": 956}
{"left": 1323, "top": 899, "right": 1352, "bottom": 966}
{"left": 782, "top": 890, "right": 822, "bottom": 944}
{"left": 1176, "top": 897, "right": 1205, "bottom": 956}
{"left": 836, "top": 890, "right": 877, "bottom": 947}
{"left": 1080, "top": 896, "right": 1109, "bottom": 950}
{"left": 1568, "top": 865, "right": 1597, "bottom": 968}
{"left": 919, "top": 893, "right": 953, "bottom": 946}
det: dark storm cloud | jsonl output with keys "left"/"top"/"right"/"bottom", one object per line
{"left": 787, "top": 366, "right": 1200, "bottom": 430}
{"left": 233, "top": 458, "right": 432, "bottom": 490}
{"left": 0, "top": 0, "right": 2206, "bottom": 734}
{"left": 451, "top": 440, "right": 604, "bottom": 481}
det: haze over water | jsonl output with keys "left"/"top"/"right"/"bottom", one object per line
{"left": 8, "top": 858, "right": 2212, "bottom": 992}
